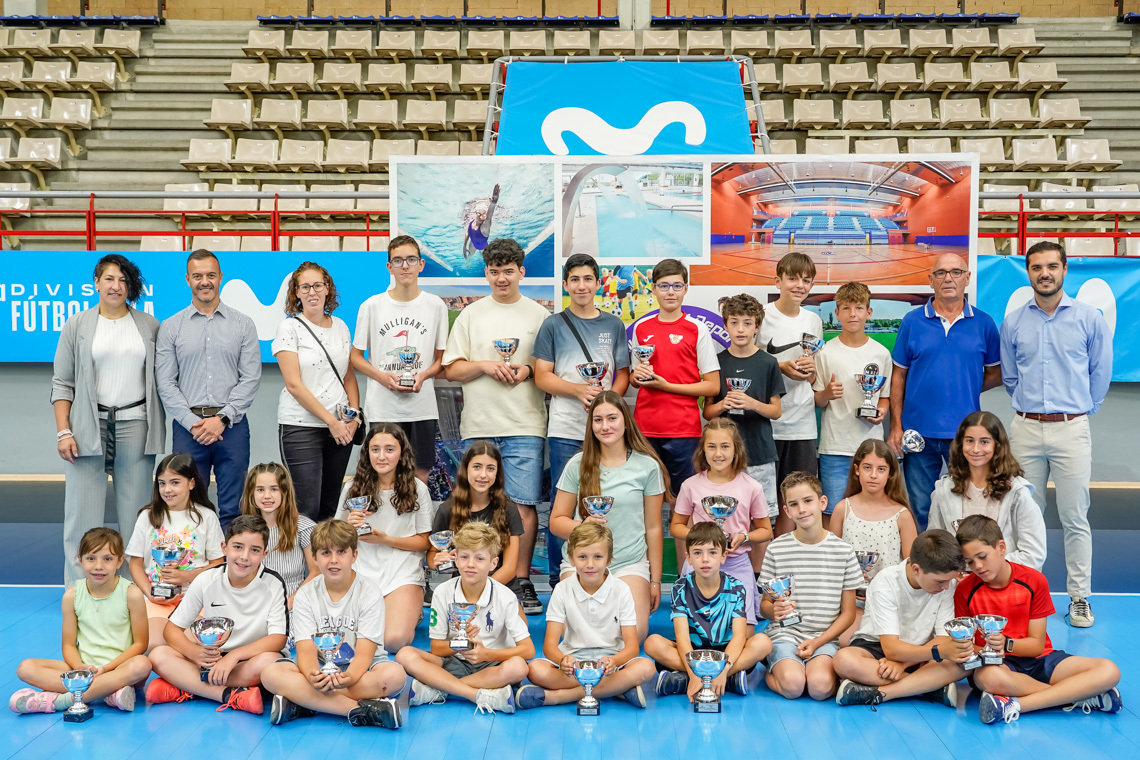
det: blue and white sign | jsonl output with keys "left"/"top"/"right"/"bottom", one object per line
{"left": 2, "top": 250, "right": 390, "bottom": 362}
{"left": 976, "top": 254, "right": 1134, "bottom": 381}
{"left": 497, "top": 61, "right": 753, "bottom": 156}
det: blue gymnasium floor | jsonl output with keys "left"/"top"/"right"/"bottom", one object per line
{"left": 1, "top": 585, "right": 1138, "bottom": 760}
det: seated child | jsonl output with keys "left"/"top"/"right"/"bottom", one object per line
{"left": 11, "top": 527, "right": 151, "bottom": 714}
{"left": 760, "top": 472, "right": 862, "bottom": 700}
{"left": 834, "top": 529, "right": 974, "bottom": 708}
{"left": 396, "top": 521, "right": 533, "bottom": 714}
{"left": 146, "top": 515, "right": 289, "bottom": 715}
{"left": 516, "top": 522, "right": 656, "bottom": 710}
{"left": 955, "top": 515, "right": 1122, "bottom": 725}
{"left": 645, "top": 522, "right": 772, "bottom": 700}
{"left": 261, "top": 519, "right": 407, "bottom": 729}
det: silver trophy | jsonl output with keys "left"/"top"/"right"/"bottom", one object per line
{"left": 493, "top": 337, "right": 520, "bottom": 364}
{"left": 701, "top": 495, "right": 739, "bottom": 543}
{"left": 855, "top": 363, "right": 887, "bottom": 420}
{"left": 345, "top": 495, "right": 374, "bottom": 536}
{"left": 855, "top": 551, "right": 881, "bottom": 585}
{"left": 902, "top": 429, "right": 926, "bottom": 453}
{"left": 336, "top": 402, "right": 361, "bottom": 424}
{"left": 149, "top": 545, "right": 189, "bottom": 599}
{"left": 975, "top": 614, "right": 1009, "bottom": 666}
{"left": 799, "top": 332, "right": 824, "bottom": 357}
{"left": 686, "top": 649, "right": 729, "bottom": 714}
{"left": 60, "top": 669, "right": 96, "bottom": 723}
{"left": 313, "top": 630, "right": 345, "bottom": 675}
{"left": 582, "top": 495, "right": 614, "bottom": 519}
{"left": 448, "top": 602, "right": 478, "bottom": 652}
{"left": 191, "top": 617, "right": 235, "bottom": 682}
{"left": 726, "top": 377, "right": 751, "bottom": 416}
{"left": 951, "top": 519, "right": 962, "bottom": 532}
{"left": 632, "top": 344, "right": 656, "bottom": 380}
{"left": 576, "top": 362, "right": 608, "bottom": 387}
{"left": 944, "top": 617, "right": 982, "bottom": 671}
{"left": 760, "top": 575, "right": 800, "bottom": 626}
{"left": 397, "top": 348, "right": 420, "bottom": 388}
{"left": 430, "top": 530, "right": 456, "bottom": 572}
{"left": 573, "top": 659, "right": 604, "bottom": 716}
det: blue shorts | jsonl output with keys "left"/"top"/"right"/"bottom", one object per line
{"left": 817, "top": 454, "right": 852, "bottom": 515}
{"left": 767, "top": 638, "right": 840, "bottom": 668}
{"left": 463, "top": 435, "right": 544, "bottom": 506}
{"left": 969, "top": 650, "right": 1072, "bottom": 688}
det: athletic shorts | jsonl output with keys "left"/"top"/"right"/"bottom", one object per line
{"left": 396, "top": 419, "right": 438, "bottom": 472}
{"left": 442, "top": 654, "right": 496, "bottom": 679}
{"left": 968, "top": 650, "right": 1072, "bottom": 689}
{"left": 774, "top": 439, "right": 819, "bottom": 500}
{"left": 848, "top": 637, "right": 921, "bottom": 674}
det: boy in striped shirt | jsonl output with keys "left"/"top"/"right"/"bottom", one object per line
{"left": 760, "top": 472, "right": 862, "bottom": 700}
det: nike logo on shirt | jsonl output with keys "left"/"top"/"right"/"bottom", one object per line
{"left": 766, "top": 339, "right": 801, "bottom": 355}
{"left": 735, "top": 368, "right": 745, "bottom": 373}
{"left": 210, "top": 602, "right": 225, "bottom": 607}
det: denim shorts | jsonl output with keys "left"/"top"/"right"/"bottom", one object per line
{"left": 818, "top": 454, "right": 853, "bottom": 515}
{"left": 745, "top": 462, "right": 778, "bottom": 519}
{"left": 766, "top": 638, "right": 840, "bottom": 668}
{"left": 463, "top": 435, "right": 544, "bottom": 506}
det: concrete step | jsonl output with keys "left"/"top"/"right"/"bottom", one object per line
{"left": 134, "top": 60, "right": 238, "bottom": 75}
{"left": 130, "top": 80, "right": 229, "bottom": 93}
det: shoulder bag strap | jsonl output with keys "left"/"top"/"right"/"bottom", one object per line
{"left": 559, "top": 310, "right": 595, "bottom": 364}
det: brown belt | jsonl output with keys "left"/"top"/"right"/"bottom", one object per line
{"left": 1016, "top": 411, "right": 1086, "bottom": 423}
{"left": 190, "top": 406, "right": 223, "bottom": 417}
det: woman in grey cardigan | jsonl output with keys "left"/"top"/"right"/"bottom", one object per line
{"left": 51, "top": 254, "right": 166, "bottom": 584}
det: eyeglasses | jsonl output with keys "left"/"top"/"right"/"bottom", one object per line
{"left": 297, "top": 282, "right": 327, "bottom": 294}
{"left": 655, "top": 282, "right": 687, "bottom": 293}
{"left": 932, "top": 268, "right": 968, "bottom": 280}
{"left": 389, "top": 257, "right": 421, "bottom": 269}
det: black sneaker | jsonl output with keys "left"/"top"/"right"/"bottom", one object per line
{"left": 835, "top": 679, "right": 884, "bottom": 709}
{"left": 348, "top": 697, "right": 402, "bottom": 729}
{"left": 513, "top": 578, "right": 544, "bottom": 616}
{"left": 423, "top": 580, "right": 433, "bottom": 607}
{"left": 269, "top": 693, "right": 316, "bottom": 725}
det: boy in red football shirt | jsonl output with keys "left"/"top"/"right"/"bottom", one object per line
{"left": 954, "top": 515, "right": 1121, "bottom": 725}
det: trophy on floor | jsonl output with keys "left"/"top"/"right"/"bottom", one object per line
{"left": 60, "top": 669, "right": 96, "bottom": 723}
{"left": 448, "top": 602, "right": 478, "bottom": 652}
{"left": 800, "top": 332, "right": 824, "bottom": 357}
{"left": 726, "top": 378, "right": 751, "bottom": 416}
{"left": 944, "top": 617, "right": 982, "bottom": 671}
{"left": 313, "top": 630, "right": 345, "bottom": 675}
{"left": 686, "top": 649, "right": 729, "bottom": 714}
{"left": 191, "top": 617, "right": 235, "bottom": 682}
{"left": 430, "top": 530, "right": 456, "bottom": 572}
{"left": 760, "top": 575, "right": 800, "bottom": 626}
{"left": 493, "top": 338, "right": 520, "bottom": 364}
{"left": 632, "top": 344, "right": 656, "bottom": 380}
{"left": 855, "top": 551, "right": 881, "bottom": 585}
{"left": 975, "top": 614, "right": 1009, "bottom": 666}
{"left": 397, "top": 347, "right": 421, "bottom": 388}
{"left": 701, "top": 496, "right": 739, "bottom": 544}
{"left": 573, "top": 659, "right": 605, "bottom": 716}
{"left": 149, "top": 544, "right": 189, "bottom": 600}
{"left": 576, "top": 362, "right": 608, "bottom": 387}
{"left": 345, "top": 495, "right": 374, "bottom": 536}
{"left": 855, "top": 363, "right": 887, "bottom": 419}
{"left": 902, "top": 429, "right": 926, "bottom": 454}
{"left": 582, "top": 495, "right": 614, "bottom": 519}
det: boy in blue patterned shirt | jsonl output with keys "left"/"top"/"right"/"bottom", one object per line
{"left": 645, "top": 522, "right": 772, "bottom": 701}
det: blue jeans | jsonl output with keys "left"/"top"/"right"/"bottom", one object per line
{"left": 818, "top": 454, "right": 852, "bottom": 515}
{"left": 173, "top": 417, "right": 250, "bottom": 530}
{"left": 547, "top": 437, "right": 583, "bottom": 579}
{"left": 902, "top": 436, "right": 953, "bottom": 531}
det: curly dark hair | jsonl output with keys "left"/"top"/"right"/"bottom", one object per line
{"left": 719, "top": 293, "right": 764, "bottom": 324}
{"left": 948, "top": 411, "right": 1023, "bottom": 501}
{"left": 348, "top": 423, "right": 421, "bottom": 515}
{"left": 482, "top": 238, "right": 525, "bottom": 268}
{"left": 284, "top": 261, "right": 339, "bottom": 317}
{"left": 93, "top": 254, "right": 146, "bottom": 303}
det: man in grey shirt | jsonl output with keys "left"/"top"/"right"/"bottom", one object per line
{"left": 156, "top": 249, "right": 261, "bottom": 528}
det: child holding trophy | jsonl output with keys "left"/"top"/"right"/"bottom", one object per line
{"left": 126, "top": 453, "right": 225, "bottom": 650}
{"left": 396, "top": 522, "right": 533, "bottom": 714}
{"left": 11, "top": 528, "right": 151, "bottom": 715}
{"left": 645, "top": 522, "right": 772, "bottom": 702}
{"left": 335, "top": 423, "right": 432, "bottom": 652}
{"left": 239, "top": 462, "right": 319, "bottom": 605}
{"left": 146, "top": 515, "right": 288, "bottom": 715}
{"left": 670, "top": 418, "right": 773, "bottom": 628}
{"left": 954, "top": 516, "right": 1122, "bottom": 725}
{"left": 262, "top": 519, "right": 407, "bottom": 729}
{"left": 516, "top": 523, "right": 656, "bottom": 711}
{"left": 760, "top": 472, "right": 862, "bottom": 700}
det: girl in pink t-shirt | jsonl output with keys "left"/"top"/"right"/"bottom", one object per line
{"left": 670, "top": 418, "right": 774, "bottom": 627}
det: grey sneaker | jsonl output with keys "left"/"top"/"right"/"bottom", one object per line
{"left": 616, "top": 684, "right": 646, "bottom": 709}
{"left": 919, "top": 681, "right": 959, "bottom": 708}
{"left": 835, "top": 679, "right": 884, "bottom": 709}
{"left": 1067, "top": 597, "right": 1094, "bottom": 628}
{"left": 409, "top": 679, "right": 447, "bottom": 707}
{"left": 474, "top": 685, "right": 515, "bottom": 715}
{"left": 1064, "top": 687, "right": 1122, "bottom": 714}
{"left": 269, "top": 693, "right": 316, "bottom": 726}
{"left": 516, "top": 579, "right": 543, "bottom": 616}
{"left": 655, "top": 670, "right": 688, "bottom": 697}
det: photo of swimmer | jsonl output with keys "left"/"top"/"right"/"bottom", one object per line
{"left": 391, "top": 157, "right": 557, "bottom": 278}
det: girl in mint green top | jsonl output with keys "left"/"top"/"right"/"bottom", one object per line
{"left": 11, "top": 527, "right": 151, "bottom": 715}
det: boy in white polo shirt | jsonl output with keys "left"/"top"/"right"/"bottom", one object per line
{"left": 516, "top": 523, "right": 656, "bottom": 710}
{"left": 146, "top": 515, "right": 288, "bottom": 715}
{"left": 395, "top": 521, "right": 533, "bottom": 714}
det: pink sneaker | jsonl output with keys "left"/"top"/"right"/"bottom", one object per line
{"left": 102, "top": 685, "right": 136, "bottom": 712}
{"left": 9, "top": 689, "right": 71, "bottom": 714}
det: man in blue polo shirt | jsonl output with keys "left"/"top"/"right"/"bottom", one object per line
{"left": 887, "top": 254, "right": 1002, "bottom": 530}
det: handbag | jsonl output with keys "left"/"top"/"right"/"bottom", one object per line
{"left": 292, "top": 316, "right": 366, "bottom": 446}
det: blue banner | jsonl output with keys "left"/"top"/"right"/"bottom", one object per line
{"left": 496, "top": 61, "right": 753, "bottom": 156}
{"left": 2, "top": 250, "right": 390, "bottom": 362}
{"left": 976, "top": 254, "right": 1133, "bottom": 381}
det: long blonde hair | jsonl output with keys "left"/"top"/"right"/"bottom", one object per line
{"left": 240, "top": 462, "right": 301, "bottom": 553}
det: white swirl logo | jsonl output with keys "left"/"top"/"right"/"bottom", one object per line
{"left": 540, "top": 101, "right": 707, "bottom": 156}
{"left": 220, "top": 275, "right": 291, "bottom": 341}
{"left": 1003, "top": 277, "right": 1116, "bottom": 338}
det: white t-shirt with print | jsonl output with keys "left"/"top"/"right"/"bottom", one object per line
{"left": 271, "top": 315, "right": 352, "bottom": 427}
{"left": 333, "top": 479, "right": 433, "bottom": 594}
{"left": 125, "top": 507, "right": 225, "bottom": 585}
{"left": 759, "top": 304, "right": 823, "bottom": 441}
{"left": 812, "top": 336, "right": 893, "bottom": 456}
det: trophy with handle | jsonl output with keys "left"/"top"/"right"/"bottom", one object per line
{"left": 855, "top": 551, "right": 881, "bottom": 585}
{"left": 191, "top": 617, "right": 235, "bottom": 682}
{"left": 975, "top": 614, "right": 1009, "bottom": 666}
{"left": 902, "top": 429, "right": 926, "bottom": 453}
{"left": 632, "top": 344, "right": 656, "bottom": 380}
{"left": 60, "top": 669, "right": 96, "bottom": 723}
{"left": 149, "top": 544, "right": 189, "bottom": 600}
{"left": 448, "top": 602, "right": 478, "bottom": 652}
{"left": 726, "top": 377, "right": 751, "bottom": 415}
{"left": 576, "top": 362, "right": 607, "bottom": 387}
{"left": 799, "top": 332, "right": 824, "bottom": 358}
{"left": 854, "top": 363, "right": 887, "bottom": 419}
{"left": 430, "top": 530, "right": 456, "bottom": 572}
{"left": 760, "top": 575, "right": 800, "bottom": 626}
{"left": 313, "top": 630, "right": 345, "bottom": 675}
{"left": 944, "top": 617, "right": 982, "bottom": 671}
{"left": 493, "top": 337, "right": 519, "bottom": 364}
{"left": 397, "top": 347, "right": 420, "bottom": 388}
{"left": 345, "top": 495, "right": 374, "bottom": 536}
{"left": 686, "top": 649, "right": 729, "bottom": 714}
{"left": 701, "top": 496, "right": 739, "bottom": 544}
{"left": 573, "top": 659, "right": 604, "bottom": 716}
{"left": 582, "top": 495, "right": 614, "bottom": 519}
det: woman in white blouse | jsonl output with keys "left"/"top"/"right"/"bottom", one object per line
{"left": 51, "top": 254, "right": 166, "bottom": 584}
{"left": 272, "top": 261, "right": 361, "bottom": 521}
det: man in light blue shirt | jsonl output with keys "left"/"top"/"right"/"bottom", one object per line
{"left": 1000, "top": 242, "right": 1112, "bottom": 628}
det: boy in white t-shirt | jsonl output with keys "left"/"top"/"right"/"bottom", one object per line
{"left": 443, "top": 238, "right": 549, "bottom": 615}
{"left": 833, "top": 529, "right": 974, "bottom": 708}
{"left": 351, "top": 235, "right": 449, "bottom": 482}
{"left": 812, "top": 281, "right": 893, "bottom": 519}
{"left": 146, "top": 515, "right": 287, "bottom": 715}
{"left": 516, "top": 523, "right": 656, "bottom": 710}
{"left": 396, "top": 522, "right": 533, "bottom": 714}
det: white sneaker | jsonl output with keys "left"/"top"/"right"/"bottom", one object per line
{"left": 474, "top": 685, "right": 515, "bottom": 715}
{"left": 1067, "top": 598, "right": 1094, "bottom": 628}
{"left": 409, "top": 679, "right": 447, "bottom": 707}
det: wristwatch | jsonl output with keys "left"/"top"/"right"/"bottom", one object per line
{"left": 216, "top": 413, "right": 231, "bottom": 427}
{"left": 931, "top": 644, "right": 943, "bottom": 663}
{"left": 1004, "top": 636, "right": 1016, "bottom": 654}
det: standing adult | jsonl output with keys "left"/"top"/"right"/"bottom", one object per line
{"left": 887, "top": 254, "right": 1002, "bottom": 530}
{"left": 156, "top": 249, "right": 261, "bottom": 530}
{"left": 1000, "top": 242, "right": 1111, "bottom": 628}
{"left": 273, "top": 261, "right": 360, "bottom": 522}
{"left": 52, "top": 254, "right": 166, "bottom": 584}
